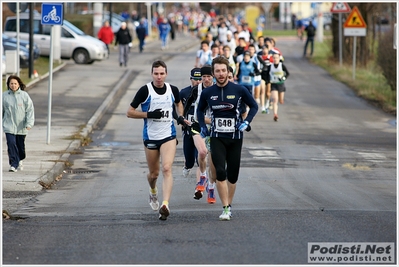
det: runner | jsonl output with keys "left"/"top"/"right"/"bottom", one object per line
{"left": 195, "top": 40, "right": 212, "bottom": 68}
{"left": 183, "top": 65, "right": 217, "bottom": 203}
{"left": 180, "top": 68, "right": 202, "bottom": 178}
{"left": 197, "top": 57, "right": 258, "bottom": 220}
{"left": 126, "top": 60, "right": 189, "bottom": 220}
{"left": 266, "top": 53, "right": 290, "bottom": 122}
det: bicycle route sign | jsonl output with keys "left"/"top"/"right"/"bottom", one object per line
{"left": 41, "top": 3, "right": 63, "bottom": 25}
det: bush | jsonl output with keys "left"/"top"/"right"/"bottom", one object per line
{"left": 64, "top": 14, "right": 94, "bottom": 36}
{"left": 377, "top": 28, "right": 397, "bottom": 91}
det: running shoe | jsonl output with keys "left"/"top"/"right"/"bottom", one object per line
{"left": 207, "top": 188, "right": 216, "bottom": 204}
{"left": 228, "top": 205, "right": 232, "bottom": 218}
{"left": 193, "top": 189, "right": 203, "bottom": 200}
{"left": 18, "top": 160, "right": 23, "bottom": 171}
{"left": 182, "top": 167, "right": 191, "bottom": 178}
{"left": 9, "top": 166, "right": 17, "bottom": 172}
{"left": 274, "top": 115, "right": 278, "bottom": 122}
{"left": 195, "top": 176, "right": 208, "bottom": 192}
{"left": 219, "top": 206, "right": 231, "bottom": 221}
{"left": 261, "top": 109, "right": 267, "bottom": 114}
{"left": 265, "top": 108, "right": 270, "bottom": 114}
{"left": 159, "top": 204, "right": 170, "bottom": 220}
{"left": 149, "top": 192, "right": 159, "bottom": 211}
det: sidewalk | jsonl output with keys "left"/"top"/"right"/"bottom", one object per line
{"left": 2, "top": 33, "right": 199, "bottom": 192}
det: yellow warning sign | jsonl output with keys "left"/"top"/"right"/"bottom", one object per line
{"left": 344, "top": 6, "right": 367, "bottom": 28}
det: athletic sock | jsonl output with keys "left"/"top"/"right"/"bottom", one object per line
{"left": 150, "top": 187, "right": 157, "bottom": 194}
{"left": 265, "top": 99, "right": 270, "bottom": 109}
{"left": 208, "top": 182, "right": 215, "bottom": 189}
{"left": 162, "top": 201, "right": 169, "bottom": 207}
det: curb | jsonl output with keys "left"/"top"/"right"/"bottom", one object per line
{"left": 38, "top": 68, "right": 137, "bottom": 188}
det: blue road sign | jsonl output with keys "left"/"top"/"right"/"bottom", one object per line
{"left": 41, "top": 3, "right": 63, "bottom": 25}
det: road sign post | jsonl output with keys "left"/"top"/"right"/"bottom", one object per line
{"left": 343, "top": 6, "right": 367, "bottom": 80}
{"left": 41, "top": 3, "right": 63, "bottom": 144}
{"left": 330, "top": 2, "right": 351, "bottom": 66}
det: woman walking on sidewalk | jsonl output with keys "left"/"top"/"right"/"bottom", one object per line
{"left": 2, "top": 75, "right": 35, "bottom": 172}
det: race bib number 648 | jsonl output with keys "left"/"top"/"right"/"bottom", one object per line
{"left": 215, "top": 118, "right": 235, "bottom": 132}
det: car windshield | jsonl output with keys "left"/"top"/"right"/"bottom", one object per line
{"left": 63, "top": 20, "right": 86, "bottom": 36}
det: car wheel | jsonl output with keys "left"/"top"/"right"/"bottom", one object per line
{"left": 73, "top": 48, "right": 90, "bottom": 64}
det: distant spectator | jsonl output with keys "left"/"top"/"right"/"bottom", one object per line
{"left": 136, "top": 18, "right": 147, "bottom": 53}
{"left": 159, "top": 18, "right": 171, "bottom": 50}
{"left": 98, "top": 21, "right": 114, "bottom": 58}
{"left": 115, "top": 22, "right": 132, "bottom": 67}
{"left": 303, "top": 21, "right": 316, "bottom": 57}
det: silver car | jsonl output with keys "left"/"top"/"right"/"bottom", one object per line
{"left": 4, "top": 12, "right": 108, "bottom": 64}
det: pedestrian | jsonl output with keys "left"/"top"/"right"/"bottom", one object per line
{"left": 168, "top": 16, "right": 177, "bottom": 41}
{"left": 126, "top": 60, "right": 188, "bottom": 220}
{"left": 196, "top": 56, "right": 258, "bottom": 220}
{"left": 97, "top": 21, "right": 114, "bottom": 58}
{"left": 115, "top": 22, "right": 132, "bottom": 67}
{"left": 159, "top": 18, "right": 171, "bottom": 50}
{"left": 180, "top": 68, "right": 202, "bottom": 178}
{"left": 183, "top": 65, "right": 217, "bottom": 204}
{"left": 3, "top": 75, "right": 35, "bottom": 172}
{"left": 136, "top": 18, "right": 147, "bottom": 53}
{"left": 266, "top": 53, "right": 290, "bottom": 122}
{"left": 296, "top": 18, "right": 304, "bottom": 40}
{"left": 303, "top": 21, "right": 316, "bottom": 57}
{"left": 291, "top": 14, "right": 297, "bottom": 30}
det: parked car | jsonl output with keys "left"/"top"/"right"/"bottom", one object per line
{"left": 4, "top": 12, "right": 108, "bottom": 64}
{"left": 3, "top": 41, "right": 32, "bottom": 68}
{"left": 2, "top": 33, "right": 41, "bottom": 59}
{"left": 2, "top": 54, "right": 6, "bottom": 75}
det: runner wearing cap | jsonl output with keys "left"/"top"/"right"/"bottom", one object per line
{"left": 180, "top": 68, "right": 202, "bottom": 178}
{"left": 183, "top": 65, "right": 217, "bottom": 204}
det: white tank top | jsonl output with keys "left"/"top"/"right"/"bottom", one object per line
{"left": 143, "top": 82, "right": 175, "bottom": 140}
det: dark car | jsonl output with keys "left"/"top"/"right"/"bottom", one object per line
{"left": 2, "top": 33, "right": 40, "bottom": 59}
{"left": 3, "top": 41, "right": 32, "bottom": 69}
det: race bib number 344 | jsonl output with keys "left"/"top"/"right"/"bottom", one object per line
{"left": 215, "top": 118, "right": 235, "bottom": 132}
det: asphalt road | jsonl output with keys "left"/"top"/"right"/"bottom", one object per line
{"left": 3, "top": 35, "right": 396, "bottom": 265}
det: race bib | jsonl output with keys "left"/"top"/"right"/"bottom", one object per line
{"left": 187, "top": 114, "right": 195, "bottom": 123}
{"left": 154, "top": 108, "right": 172, "bottom": 122}
{"left": 242, "top": 76, "right": 251, "bottom": 83}
{"left": 215, "top": 118, "right": 235, "bottom": 132}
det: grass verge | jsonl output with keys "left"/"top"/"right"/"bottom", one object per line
{"left": 2, "top": 56, "right": 63, "bottom": 92}
{"left": 310, "top": 39, "right": 396, "bottom": 115}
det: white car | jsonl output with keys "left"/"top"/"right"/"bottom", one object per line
{"left": 2, "top": 55, "right": 6, "bottom": 76}
{"left": 4, "top": 12, "right": 108, "bottom": 64}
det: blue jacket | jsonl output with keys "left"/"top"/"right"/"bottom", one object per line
{"left": 158, "top": 22, "right": 171, "bottom": 36}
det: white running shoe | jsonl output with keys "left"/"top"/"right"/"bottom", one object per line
{"left": 149, "top": 191, "right": 159, "bottom": 211}
{"left": 182, "top": 167, "right": 191, "bottom": 178}
{"left": 18, "top": 160, "right": 23, "bottom": 171}
{"left": 219, "top": 207, "right": 231, "bottom": 221}
{"left": 9, "top": 166, "right": 17, "bottom": 172}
